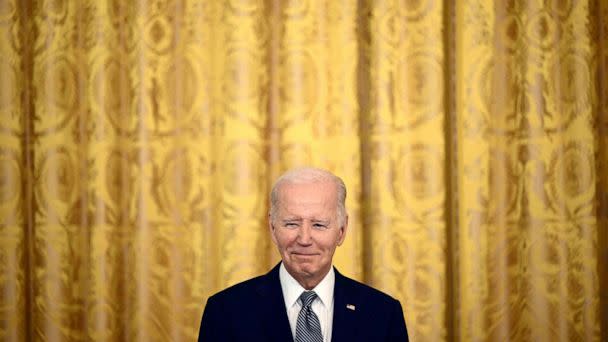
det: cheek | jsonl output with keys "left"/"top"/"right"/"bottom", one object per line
{"left": 275, "top": 233, "right": 295, "bottom": 249}
{"left": 320, "top": 236, "right": 341, "bottom": 252}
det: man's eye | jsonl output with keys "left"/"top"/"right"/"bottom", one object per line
{"left": 285, "top": 223, "right": 298, "bottom": 228}
{"left": 313, "top": 224, "right": 328, "bottom": 229}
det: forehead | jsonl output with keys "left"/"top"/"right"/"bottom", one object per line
{"left": 279, "top": 179, "right": 337, "bottom": 196}
{"left": 277, "top": 180, "right": 338, "bottom": 209}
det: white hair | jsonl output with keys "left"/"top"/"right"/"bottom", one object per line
{"left": 269, "top": 167, "right": 347, "bottom": 226}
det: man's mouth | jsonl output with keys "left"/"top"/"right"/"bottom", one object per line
{"left": 292, "top": 252, "right": 318, "bottom": 256}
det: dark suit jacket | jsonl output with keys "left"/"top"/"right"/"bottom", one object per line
{"left": 198, "top": 263, "right": 408, "bottom": 341}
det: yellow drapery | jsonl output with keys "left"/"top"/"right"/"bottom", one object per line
{"left": 0, "top": 0, "right": 606, "bottom": 341}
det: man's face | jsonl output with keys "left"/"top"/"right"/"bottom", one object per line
{"left": 270, "top": 180, "right": 347, "bottom": 287}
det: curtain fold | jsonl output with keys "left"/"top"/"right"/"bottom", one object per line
{"left": 360, "top": 1, "right": 448, "bottom": 340}
{"left": 0, "top": 0, "right": 605, "bottom": 341}
{"left": 455, "top": 1, "right": 603, "bottom": 340}
{"left": 595, "top": 0, "right": 608, "bottom": 338}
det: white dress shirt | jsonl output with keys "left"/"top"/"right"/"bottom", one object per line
{"left": 279, "top": 263, "right": 335, "bottom": 342}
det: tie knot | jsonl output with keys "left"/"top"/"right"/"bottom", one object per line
{"left": 299, "top": 291, "right": 318, "bottom": 308}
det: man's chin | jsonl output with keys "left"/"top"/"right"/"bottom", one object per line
{"left": 287, "top": 263, "right": 318, "bottom": 277}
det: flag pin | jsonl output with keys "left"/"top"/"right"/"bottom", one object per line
{"left": 346, "top": 304, "right": 355, "bottom": 311}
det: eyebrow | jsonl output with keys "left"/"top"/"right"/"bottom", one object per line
{"left": 282, "top": 218, "right": 302, "bottom": 223}
{"left": 281, "top": 218, "right": 330, "bottom": 224}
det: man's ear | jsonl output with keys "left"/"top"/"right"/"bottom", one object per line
{"left": 337, "top": 215, "right": 348, "bottom": 246}
{"left": 269, "top": 214, "right": 278, "bottom": 245}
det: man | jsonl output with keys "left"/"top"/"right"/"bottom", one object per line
{"left": 198, "top": 167, "right": 408, "bottom": 341}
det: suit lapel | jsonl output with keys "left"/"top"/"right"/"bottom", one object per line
{"left": 256, "top": 263, "right": 293, "bottom": 342}
{"left": 331, "top": 268, "right": 359, "bottom": 342}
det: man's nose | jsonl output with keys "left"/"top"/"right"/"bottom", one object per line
{"left": 297, "top": 224, "right": 313, "bottom": 244}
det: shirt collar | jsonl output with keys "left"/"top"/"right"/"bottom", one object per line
{"left": 279, "top": 262, "right": 335, "bottom": 308}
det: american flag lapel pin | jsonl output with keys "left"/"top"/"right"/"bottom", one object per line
{"left": 346, "top": 304, "right": 355, "bottom": 311}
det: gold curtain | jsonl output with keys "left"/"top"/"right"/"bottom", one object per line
{"left": 0, "top": 0, "right": 606, "bottom": 341}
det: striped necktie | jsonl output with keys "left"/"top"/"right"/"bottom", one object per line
{"left": 295, "top": 291, "right": 323, "bottom": 342}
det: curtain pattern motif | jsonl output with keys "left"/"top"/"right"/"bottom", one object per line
{"left": 360, "top": 1, "right": 448, "bottom": 340}
{"left": 0, "top": 0, "right": 606, "bottom": 341}
{"left": 457, "top": 1, "right": 603, "bottom": 341}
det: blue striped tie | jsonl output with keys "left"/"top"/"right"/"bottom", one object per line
{"left": 295, "top": 291, "right": 323, "bottom": 342}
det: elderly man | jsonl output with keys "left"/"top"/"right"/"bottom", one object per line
{"left": 198, "top": 167, "right": 408, "bottom": 341}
